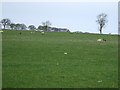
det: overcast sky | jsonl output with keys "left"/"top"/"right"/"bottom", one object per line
{"left": 1, "top": 2, "right": 118, "bottom": 34}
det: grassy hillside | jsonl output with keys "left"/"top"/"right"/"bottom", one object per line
{"left": 0, "top": 31, "right": 2, "bottom": 89}
{"left": 2, "top": 29, "right": 118, "bottom": 88}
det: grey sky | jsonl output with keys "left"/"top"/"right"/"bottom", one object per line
{"left": 1, "top": 2, "right": 118, "bottom": 34}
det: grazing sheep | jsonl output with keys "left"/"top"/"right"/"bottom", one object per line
{"left": 98, "top": 80, "right": 102, "bottom": 83}
{"left": 64, "top": 52, "right": 68, "bottom": 55}
{"left": 41, "top": 32, "right": 45, "bottom": 35}
{"left": 97, "top": 39, "right": 106, "bottom": 42}
{"left": 0, "top": 31, "right": 3, "bottom": 33}
{"left": 97, "top": 39, "right": 102, "bottom": 41}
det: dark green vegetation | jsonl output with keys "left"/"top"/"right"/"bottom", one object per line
{"left": 2, "top": 30, "right": 118, "bottom": 88}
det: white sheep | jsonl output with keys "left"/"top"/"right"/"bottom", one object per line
{"left": 64, "top": 52, "right": 68, "bottom": 55}
{"left": 97, "top": 80, "right": 102, "bottom": 83}
{"left": 41, "top": 32, "right": 45, "bottom": 35}
{"left": 0, "top": 31, "right": 3, "bottom": 33}
{"left": 97, "top": 39, "right": 106, "bottom": 42}
{"left": 97, "top": 39, "right": 103, "bottom": 42}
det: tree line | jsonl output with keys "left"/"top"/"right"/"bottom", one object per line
{"left": 0, "top": 13, "right": 108, "bottom": 34}
{"left": 0, "top": 19, "right": 70, "bottom": 32}
{"left": 0, "top": 19, "right": 51, "bottom": 31}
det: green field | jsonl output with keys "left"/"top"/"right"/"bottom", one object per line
{"left": 2, "top": 29, "right": 118, "bottom": 88}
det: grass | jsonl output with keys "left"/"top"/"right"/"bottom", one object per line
{"left": 0, "top": 32, "right": 2, "bottom": 89}
{"left": 2, "top": 29, "right": 118, "bottom": 88}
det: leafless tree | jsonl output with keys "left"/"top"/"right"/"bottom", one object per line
{"left": 42, "top": 20, "right": 51, "bottom": 31}
{"left": 96, "top": 13, "right": 108, "bottom": 34}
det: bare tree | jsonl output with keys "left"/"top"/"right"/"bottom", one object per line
{"left": 42, "top": 20, "right": 51, "bottom": 31}
{"left": 96, "top": 13, "right": 108, "bottom": 34}
{"left": 0, "top": 18, "right": 11, "bottom": 29}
